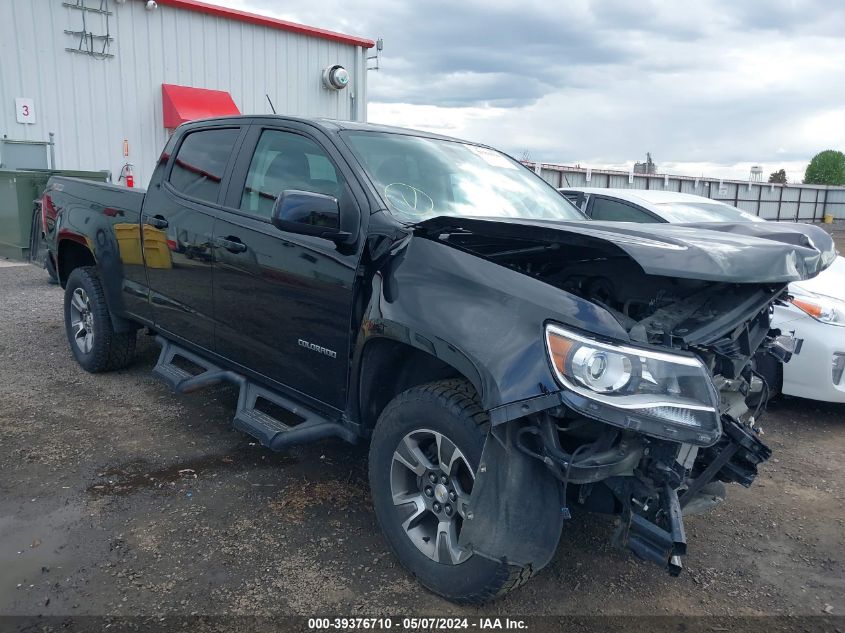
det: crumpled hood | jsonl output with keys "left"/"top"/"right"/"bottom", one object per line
{"left": 418, "top": 216, "right": 837, "bottom": 283}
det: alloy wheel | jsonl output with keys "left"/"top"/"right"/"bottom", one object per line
{"left": 69, "top": 287, "right": 95, "bottom": 354}
{"left": 390, "top": 428, "right": 476, "bottom": 565}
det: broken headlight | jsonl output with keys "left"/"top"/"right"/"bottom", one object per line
{"left": 545, "top": 324, "right": 721, "bottom": 446}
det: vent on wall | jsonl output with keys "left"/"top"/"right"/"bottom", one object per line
{"left": 63, "top": 0, "right": 114, "bottom": 59}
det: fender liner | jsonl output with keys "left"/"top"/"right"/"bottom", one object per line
{"left": 458, "top": 423, "right": 563, "bottom": 569}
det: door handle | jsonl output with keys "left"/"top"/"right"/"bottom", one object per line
{"left": 143, "top": 214, "right": 168, "bottom": 229}
{"left": 215, "top": 236, "right": 247, "bottom": 253}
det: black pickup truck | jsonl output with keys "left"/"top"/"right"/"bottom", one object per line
{"left": 43, "top": 116, "right": 835, "bottom": 603}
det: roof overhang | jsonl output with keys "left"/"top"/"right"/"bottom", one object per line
{"left": 161, "top": 83, "right": 240, "bottom": 129}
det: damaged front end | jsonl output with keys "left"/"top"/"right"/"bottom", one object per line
{"left": 461, "top": 346, "right": 774, "bottom": 576}
{"left": 447, "top": 217, "right": 832, "bottom": 577}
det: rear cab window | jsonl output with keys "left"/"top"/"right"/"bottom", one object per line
{"left": 168, "top": 128, "right": 241, "bottom": 204}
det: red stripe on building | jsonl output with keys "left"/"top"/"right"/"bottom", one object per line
{"left": 156, "top": 0, "right": 375, "bottom": 49}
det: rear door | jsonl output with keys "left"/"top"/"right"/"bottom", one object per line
{"left": 142, "top": 124, "right": 245, "bottom": 350}
{"left": 211, "top": 124, "right": 365, "bottom": 410}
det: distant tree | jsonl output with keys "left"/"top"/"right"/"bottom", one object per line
{"left": 768, "top": 169, "right": 787, "bottom": 184}
{"left": 803, "top": 150, "right": 845, "bottom": 185}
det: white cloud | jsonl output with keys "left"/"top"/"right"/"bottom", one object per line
{"left": 367, "top": 103, "right": 505, "bottom": 135}
{"left": 233, "top": 0, "right": 845, "bottom": 183}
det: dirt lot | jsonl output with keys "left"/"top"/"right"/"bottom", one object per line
{"left": 1, "top": 260, "right": 844, "bottom": 620}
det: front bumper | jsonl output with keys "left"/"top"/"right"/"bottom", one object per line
{"left": 460, "top": 411, "right": 771, "bottom": 577}
{"left": 621, "top": 484, "right": 686, "bottom": 576}
{"left": 772, "top": 304, "right": 845, "bottom": 403}
{"left": 601, "top": 415, "right": 771, "bottom": 576}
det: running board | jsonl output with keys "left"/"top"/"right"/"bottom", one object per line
{"left": 152, "top": 336, "right": 356, "bottom": 449}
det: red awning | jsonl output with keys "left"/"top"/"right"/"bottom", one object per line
{"left": 161, "top": 83, "right": 240, "bottom": 129}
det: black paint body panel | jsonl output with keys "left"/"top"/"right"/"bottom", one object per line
{"left": 43, "top": 115, "right": 837, "bottom": 427}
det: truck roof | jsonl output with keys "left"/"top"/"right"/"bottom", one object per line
{"left": 176, "top": 115, "right": 472, "bottom": 145}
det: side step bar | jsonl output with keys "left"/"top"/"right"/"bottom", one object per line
{"left": 152, "top": 336, "right": 357, "bottom": 449}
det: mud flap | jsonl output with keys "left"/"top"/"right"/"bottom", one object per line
{"left": 458, "top": 424, "right": 563, "bottom": 569}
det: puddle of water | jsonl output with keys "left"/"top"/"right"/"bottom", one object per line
{"left": 0, "top": 502, "right": 85, "bottom": 609}
{"left": 87, "top": 445, "right": 298, "bottom": 497}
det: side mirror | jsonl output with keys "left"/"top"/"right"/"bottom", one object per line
{"left": 271, "top": 190, "right": 350, "bottom": 241}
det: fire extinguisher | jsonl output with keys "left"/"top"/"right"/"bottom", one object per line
{"left": 119, "top": 163, "right": 135, "bottom": 188}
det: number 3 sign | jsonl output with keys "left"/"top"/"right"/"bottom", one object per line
{"left": 15, "top": 98, "right": 36, "bottom": 124}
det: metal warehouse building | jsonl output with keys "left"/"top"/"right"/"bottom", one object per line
{"left": 0, "top": 0, "right": 374, "bottom": 186}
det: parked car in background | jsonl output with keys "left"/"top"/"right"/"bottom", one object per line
{"left": 560, "top": 188, "right": 845, "bottom": 403}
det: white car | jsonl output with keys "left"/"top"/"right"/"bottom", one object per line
{"left": 560, "top": 187, "right": 845, "bottom": 403}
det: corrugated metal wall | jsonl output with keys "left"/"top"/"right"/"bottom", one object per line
{"left": 527, "top": 163, "right": 845, "bottom": 221}
{"left": 0, "top": 0, "right": 368, "bottom": 185}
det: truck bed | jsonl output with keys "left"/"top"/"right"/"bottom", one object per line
{"left": 49, "top": 176, "right": 146, "bottom": 217}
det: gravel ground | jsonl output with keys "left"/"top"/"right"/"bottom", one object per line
{"left": 0, "top": 261, "right": 843, "bottom": 619}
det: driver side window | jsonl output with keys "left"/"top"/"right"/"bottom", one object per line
{"left": 240, "top": 130, "right": 342, "bottom": 218}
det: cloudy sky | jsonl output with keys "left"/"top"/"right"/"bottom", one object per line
{"left": 228, "top": 0, "right": 845, "bottom": 182}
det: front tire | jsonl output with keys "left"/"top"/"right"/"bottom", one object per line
{"left": 369, "top": 379, "right": 533, "bottom": 604}
{"left": 64, "top": 266, "right": 136, "bottom": 373}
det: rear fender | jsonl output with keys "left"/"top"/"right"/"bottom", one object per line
{"left": 58, "top": 229, "right": 134, "bottom": 333}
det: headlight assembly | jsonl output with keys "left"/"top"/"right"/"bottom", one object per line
{"left": 545, "top": 324, "right": 721, "bottom": 446}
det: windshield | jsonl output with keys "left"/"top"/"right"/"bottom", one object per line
{"left": 654, "top": 201, "right": 765, "bottom": 223}
{"left": 341, "top": 131, "right": 584, "bottom": 222}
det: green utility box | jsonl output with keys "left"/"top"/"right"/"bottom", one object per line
{"left": 0, "top": 169, "right": 109, "bottom": 260}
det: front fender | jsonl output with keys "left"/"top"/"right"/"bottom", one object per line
{"left": 354, "top": 235, "right": 628, "bottom": 419}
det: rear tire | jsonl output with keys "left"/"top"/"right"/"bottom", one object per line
{"left": 64, "top": 266, "right": 136, "bottom": 373}
{"left": 368, "top": 379, "right": 533, "bottom": 604}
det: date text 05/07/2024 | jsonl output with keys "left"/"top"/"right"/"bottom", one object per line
{"left": 307, "top": 617, "right": 528, "bottom": 630}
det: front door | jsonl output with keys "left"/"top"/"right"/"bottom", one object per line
{"left": 142, "top": 125, "right": 243, "bottom": 350}
{"left": 212, "top": 126, "right": 363, "bottom": 410}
